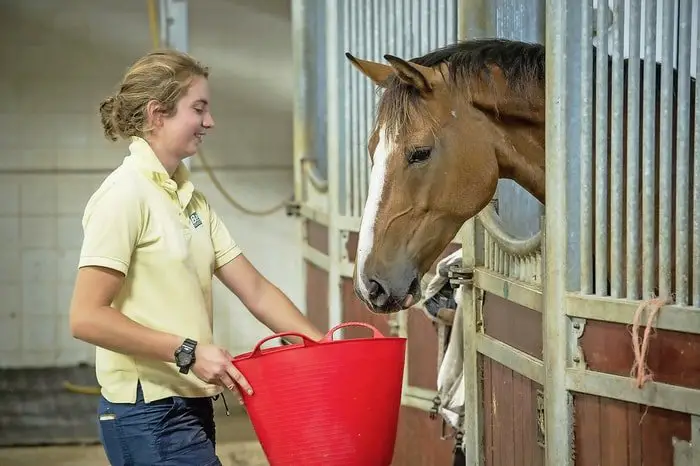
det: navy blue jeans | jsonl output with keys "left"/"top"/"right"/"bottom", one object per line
{"left": 97, "top": 383, "right": 222, "bottom": 466}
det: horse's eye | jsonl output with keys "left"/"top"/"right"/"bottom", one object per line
{"left": 408, "top": 148, "right": 432, "bottom": 164}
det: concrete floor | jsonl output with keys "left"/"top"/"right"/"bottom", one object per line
{"left": 0, "top": 404, "right": 268, "bottom": 466}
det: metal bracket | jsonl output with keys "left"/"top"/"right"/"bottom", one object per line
{"left": 448, "top": 264, "right": 474, "bottom": 288}
{"left": 536, "top": 389, "right": 546, "bottom": 448}
{"left": 429, "top": 395, "right": 441, "bottom": 420}
{"left": 569, "top": 317, "right": 587, "bottom": 369}
{"left": 285, "top": 201, "right": 302, "bottom": 217}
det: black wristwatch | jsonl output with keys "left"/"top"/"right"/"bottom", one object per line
{"left": 174, "top": 338, "right": 197, "bottom": 374}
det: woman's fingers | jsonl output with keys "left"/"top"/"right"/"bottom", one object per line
{"left": 226, "top": 364, "right": 253, "bottom": 396}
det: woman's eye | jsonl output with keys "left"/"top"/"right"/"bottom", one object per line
{"left": 408, "top": 148, "right": 432, "bottom": 164}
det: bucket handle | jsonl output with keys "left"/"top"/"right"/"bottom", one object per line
{"left": 321, "top": 321, "right": 386, "bottom": 342}
{"left": 251, "top": 331, "right": 319, "bottom": 357}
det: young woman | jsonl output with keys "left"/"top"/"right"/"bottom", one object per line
{"left": 69, "top": 49, "right": 324, "bottom": 466}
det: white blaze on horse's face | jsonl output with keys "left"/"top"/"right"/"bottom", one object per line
{"left": 356, "top": 125, "right": 393, "bottom": 300}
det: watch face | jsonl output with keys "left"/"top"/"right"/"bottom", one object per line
{"left": 178, "top": 353, "right": 192, "bottom": 366}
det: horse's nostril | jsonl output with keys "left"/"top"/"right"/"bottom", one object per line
{"left": 368, "top": 279, "right": 383, "bottom": 299}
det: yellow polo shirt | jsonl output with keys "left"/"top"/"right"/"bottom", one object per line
{"left": 78, "top": 136, "right": 241, "bottom": 404}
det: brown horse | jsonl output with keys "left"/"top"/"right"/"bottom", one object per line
{"left": 346, "top": 38, "right": 696, "bottom": 314}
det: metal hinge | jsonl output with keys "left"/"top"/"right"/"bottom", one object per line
{"left": 447, "top": 264, "right": 474, "bottom": 288}
{"left": 429, "top": 395, "right": 441, "bottom": 420}
{"left": 536, "top": 389, "right": 546, "bottom": 448}
{"left": 285, "top": 201, "right": 301, "bottom": 217}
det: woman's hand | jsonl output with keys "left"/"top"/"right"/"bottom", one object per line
{"left": 191, "top": 344, "right": 253, "bottom": 402}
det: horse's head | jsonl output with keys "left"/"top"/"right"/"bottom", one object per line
{"left": 346, "top": 52, "right": 502, "bottom": 314}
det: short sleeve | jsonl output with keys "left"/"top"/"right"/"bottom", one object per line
{"left": 209, "top": 205, "right": 242, "bottom": 269}
{"left": 78, "top": 184, "right": 143, "bottom": 275}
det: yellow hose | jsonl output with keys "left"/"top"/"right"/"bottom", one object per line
{"left": 63, "top": 380, "right": 101, "bottom": 395}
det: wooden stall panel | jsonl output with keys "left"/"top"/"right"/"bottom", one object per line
{"left": 305, "top": 219, "right": 328, "bottom": 254}
{"left": 407, "top": 310, "right": 441, "bottom": 390}
{"left": 481, "top": 355, "right": 544, "bottom": 466}
{"left": 392, "top": 406, "right": 455, "bottom": 466}
{"left": 573, "top": 393, "right": 691, "bottom": 466}
{"left": 483, "top": 293, "right": 543, "bottom": 360}
{"left": 579, "top": 319, "right": 700, "bottom": 390}
{"left": 305, "top": 261, "right": 329, "bottom": 332}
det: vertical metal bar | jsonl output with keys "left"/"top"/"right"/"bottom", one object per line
{"left": 460, "top": 219, "right": 481, "bottom": 466}
{"left": 342, "top": 0, "right": 352, "bottom": 216}
{"left": 359, "top": 1, "right": 373, "bottom": 210}
{"left": 658, "top": 0, "right": 675, "bottom": 298}
{"left": 674, "top": 0, "right": 692, "bottom": 305}
{"left": 626, "top": 0, "right": 642, "bottom": 299}
{"left": 595, "top": 0, "right": 610, "bottom": 296}
{"left": 545, "top": 0, "right": 572, "bottom": 464}
{"left": 580, "top": 0, "right": 594, "bottom": 294}
{"left": 642, "top": 0, "right": 658, "bottom": 298}
{"left": 291, "top": 0, "right": 308, "bottom": 206}
{"left": 610, "top": 0, "right": 625, "bottom": 297}
{"left": 326, "top": 0, "right": 343, "bottom": 332}
{"left": 356, "top": 3, "right": 366, "bottom": 217}
{"left": 694, "top": 0, "right": 700, "bottom": 308}
{"left": 458, "top": 0, "right": 492, "bottom": 39}
{"left": 160, "top": 0, "right": 191, "bottom": 168}
{"left": 350, "top": 0, "right": 360, "bottom": 217}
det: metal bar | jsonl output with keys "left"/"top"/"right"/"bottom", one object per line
{"left": 544, "top": 0, "right": 573, "bottom": 463}
{"left": 343, "top": 0, "right": 353, "bottom": 216}
{"left": 403, "top": 386, "right": 439, "bottom": 401}
{"left": 401, "top": 394, "right": 435, "bottom": 412}
{"left": 354, "top": 2, "right": 364, "bottom": 218}
{"left": 159, "top": 0, "right": 191, "bottom": 169}
{"left": 675, "top": 0, "right": 692, "bottom": 306}
{"left": 476, "top": 333, "right": 545, "bottom": 385}
{"left": 642, "top": 0, "right": 658, "bottom": 298}
{"left": 610, "top": 0, "right": 625, "bottom": 298}
{"left": 580, "top": 0, "right": 594, "bottom": 295}
{"left": 474, "top": 268, "right": 543, "bottom": 311}
{"left": 695, "top": 0, "right": 700, "bottom": 308}
{"left": 566, "top": 368, "right": 700, "bottom": 416}
{"left": 477, "top": 204, "right": 542, "bottom": 256}
{"left": 658, "top": 0, "right": 675, "bottom": 298}
{"left": 291, "top": 0, "right": 307, "bottom": 206}
{"left": 299, "top": 205, "right": 330, "bottom": 227}
{"left": 595, "top": 0, "right": 610, "bottom": 296}
{"left": 457, "top": 0, "right": 492, "bottom": 39}
{"left": 566, "top": 293, "right": 700, "bottom": 334}
{"left": 325, "top": 0, "right": 343, "bottom": 333}
{"left": 303, "top": 244, "right": 330, "bottom": 271}
{"left": 626, "top": 0, "right": 642, "bottom": 300}
{"left": 461, "top": 219, "right": 482, "bottom": 466}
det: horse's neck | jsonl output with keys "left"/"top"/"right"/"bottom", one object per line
{"left": 493, "top": 121, "right": 546, "bottom": 204}
{"left": 466, "top": 78, "right": 547, "bottom": 204}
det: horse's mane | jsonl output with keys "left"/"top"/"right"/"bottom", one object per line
{"left": 375, "top": 38, "right": 545, "bottom": 136}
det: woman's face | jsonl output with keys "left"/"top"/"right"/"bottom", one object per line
{"left": 154, "top": 75, "right": 215, "bottom": 159}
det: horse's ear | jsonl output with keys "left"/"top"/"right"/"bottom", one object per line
{"left": 345, "top": 53, "right": 393, "bottom": 88}
{"left": 383, "top": 54, "right": 435, "bottom": 94}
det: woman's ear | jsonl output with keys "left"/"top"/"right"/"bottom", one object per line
{"left": 146, "top": 100, "right": 163, "bottom": 128}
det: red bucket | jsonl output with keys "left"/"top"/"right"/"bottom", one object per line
{"left": 231, "top": 321, "right": 407, "bottom": 466}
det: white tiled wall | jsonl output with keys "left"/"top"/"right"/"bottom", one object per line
{"left": 0, "top": 0, "right": 303, "bottom": 368}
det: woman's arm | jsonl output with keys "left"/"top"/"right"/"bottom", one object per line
{"left": 215, "top": 255, "right": 325, "bottom": 342}
{"left": 69, "top": 265, "right": 184, "bottom": 362}
{"left": 70, "top": 265, "right": 254, "bottom": 395}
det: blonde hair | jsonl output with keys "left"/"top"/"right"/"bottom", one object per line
{"left": 99, "top": 49, "right": 210, "bottom": 142}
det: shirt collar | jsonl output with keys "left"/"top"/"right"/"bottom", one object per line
{"left": 126, "top": 136, "right": 194, "bottom": 209}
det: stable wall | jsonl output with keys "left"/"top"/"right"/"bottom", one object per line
{"left": 0, "top": 0, "right": 303, "bottom": 367}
